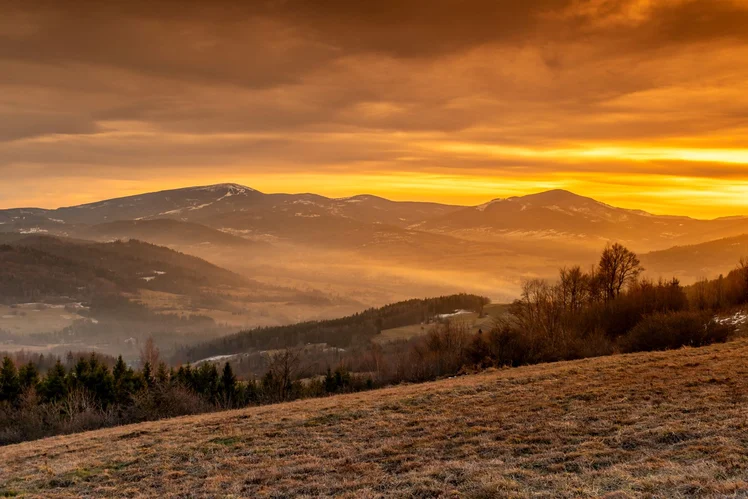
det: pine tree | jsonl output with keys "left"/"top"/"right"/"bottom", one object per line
{"left": 40, "top": 360, "right": 68, "bottom": 403}
{"left": 18, "top": 362, "right": 40, "bottom": 391}
{"left": 113, "top": 356, "right": 127, "bottom": 383}
{"left": 156, "top": 362, "right": 169, "bottom": 386}
{"left": 142, "top": 362, "right": 154, "bottom": 389}
{"left": 324, "top": 367, "right": 336, "bottom": 393}
{"left": 219, "top": 362, "right": 237, "bottom": 404}
{"left": 0, "top": 357, "right": 21, "bottom": 404}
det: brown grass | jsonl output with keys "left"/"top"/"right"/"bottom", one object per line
{"left": 2, "top": 340, "right": 747, "bottom": 498}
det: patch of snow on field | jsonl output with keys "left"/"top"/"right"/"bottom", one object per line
{"left": 715, "top": 311, "right": 748, "bottom": 328}
{"left": 436, "top": 309, "right": 473, "bottom": 320}
{"left": 141, "top": 276, "right": 156, "bottom": 282}
{"left": 153, "top": 270, "right": 166, "bottom": 275}
{"left": 195, "top": 354, "right": 237, "bottom": 364}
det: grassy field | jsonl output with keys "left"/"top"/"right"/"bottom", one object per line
{"left": 374, "top": 303, "right": 510, "bottom": 344}
{"left": 0, "top": 304, "right": 88, "bottom": 336}
{"left": 2, "top": 340, "right": 747, "bottom": 498}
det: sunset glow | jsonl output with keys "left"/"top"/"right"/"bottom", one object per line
{"left": 2, "top": 0, "right": 748, "bottom": 218}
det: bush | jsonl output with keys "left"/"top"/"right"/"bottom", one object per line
{"left": 620, "top": 311, "right": 730, "bottom": 353}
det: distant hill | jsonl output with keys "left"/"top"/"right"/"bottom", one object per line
{"left": 76, "top": 219, "right": 264, "bottom": 249}
{"left": 179, "top": 293, "right": 490, "bottom": 362}
{"left": 642, "top": 233, "right": 748, "bottom": 283}
{"left": 0, "top": 183, "right": 460, "bottom": 231}
{"left": 419, "top": 189, "right": 748, "bottom": 251}
{"left": 4, "top": 185, "right": 747, "bottom": 255}
{"left": 0, "top": 235, "right": 250, "bottom": 305}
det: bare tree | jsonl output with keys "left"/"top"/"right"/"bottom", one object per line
{"left": 598, "top": 243, "right": 644, "bottom": 300}
{"left": 139, "top": 337, "right": 160, "bottom": 368}
{"left": 264, "top": 348, "right": 303, "bottom": 402}
{"left": 559, "top": 266, "right": 589, "bottom": 312}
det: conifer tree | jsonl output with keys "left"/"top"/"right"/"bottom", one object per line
{"left": 18, "top": 362, "right": 40, "bottom": 391}
{"left": 219, "top": 362, "right": 237, "bottom": 404}
{"left": 40, "top": 360, "right": 68, "bottom": 403}
{"left": 0, "top": 357, "right": 21, "bottom": 404}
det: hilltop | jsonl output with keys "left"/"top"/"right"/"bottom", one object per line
{"left": 2, "top": 339, "right": 746, "bottom": 497}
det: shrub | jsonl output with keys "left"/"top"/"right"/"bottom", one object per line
{"left": 620, "top": 311, "right": 730, "bottom": 353}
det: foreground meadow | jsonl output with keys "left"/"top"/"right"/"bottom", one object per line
{"left": 2, "top": 340, "right": 747, "bottom": 498}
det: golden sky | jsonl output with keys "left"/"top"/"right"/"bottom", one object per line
{"left": 1, "top": 0, "right": 748, "bottom": 218}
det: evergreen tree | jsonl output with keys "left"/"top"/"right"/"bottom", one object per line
{"left": 142, "top": 362, "right": 154, "bottom": 389}
{"left": 155, "top": 362, "right": 170, "bottom": 386}
{"left": 40, "top": 360, "right": 68, "bottom": 403}
{"left": 18, "top": 362, "right": 40, "bottom": 391}
{"left": 324, "top": 367, "right": 336, "bottom": 393}
{"left": 0, "top": 357, "right": 21, "bottom": 404}
{"left": 219, "top": 362, "right": 237, "bottom": 404}
{"left": 113, "top": 356, "right": 127, "bottom": 383}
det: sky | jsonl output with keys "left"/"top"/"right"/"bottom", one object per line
{"left": 1, "top": 0, "right": 748, "bottom": 218}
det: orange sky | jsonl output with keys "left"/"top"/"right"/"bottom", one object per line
{"left": 1, "top": 0, "right": 748, "bottom": 218}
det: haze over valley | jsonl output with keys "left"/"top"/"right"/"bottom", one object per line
{"left": 2, "top": 182, "right": 748, "bottom": 360}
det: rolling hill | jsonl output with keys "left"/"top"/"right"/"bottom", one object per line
{"left": 0, "top": 235, "right": 250, "bottom": 305}
{"left": 76, "top": 219, "right": 265, "bottom": 249}
{"left": 178, "top": 293, "right": 490, "bottom": 363}
{"left": 2, "top": 339, "right": 746, "bottom": 497}
{"left": 419, "top": 189, "right": 748, "bottom": 251}
{"left": 641, "top": 233, "right": 748, "bottom": 283}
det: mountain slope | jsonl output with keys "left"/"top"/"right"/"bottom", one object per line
{"left": 179, "top": 294, "right": 490, "bottom": 362}
{"left": 642, "top": 233, "right": 748, "bottom": 282}
{"left": 0, "top": 236, "right": 250, "bottom": 304}
{"left": 4, "top": 185, "right": 748, "bottom": 254}
{"left": 76, "top": 219, "right": 263, "bottom": 248}
{"left": 0, "top": 184, "right": 460, "bottom": 229}
{"left": 3, "top": 339, "right": 746, "bottom": 497}
{"left": 420, "top": 189, "right": 748, "bottom": 250}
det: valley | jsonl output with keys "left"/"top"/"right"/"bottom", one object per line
{"left": 3, "top": 183, "right": 748, "bottom": 361}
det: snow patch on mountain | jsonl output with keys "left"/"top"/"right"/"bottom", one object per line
{"left": 476, "top": 199, "right": 505, "bottom": 212}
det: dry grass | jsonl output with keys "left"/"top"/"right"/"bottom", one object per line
{"left": 375, "top": 305, "right": 508, "bottom": 345}
{"left": 2, "top": 341, "right": 748, "bottom": 498}
{"left": 0, "top": 304, "right": 86, "bottom": 336}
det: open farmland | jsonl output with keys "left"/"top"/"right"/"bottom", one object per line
{"left": 0, "top": 303, "right": 90, "bottom": 336}
{"left": 2, "top": 339, "right": 747, "bottom": 498}
{"left": 374, "top": 303, "right": 509, "bottom": 344}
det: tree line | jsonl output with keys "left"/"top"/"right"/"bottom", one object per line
{"left": 0, "top": 346, "right": 375, "bottom": 445}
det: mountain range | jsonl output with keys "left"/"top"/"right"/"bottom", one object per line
{"left": 2, "top": 184, "right": 748, "bottom": 299}
{"left": 3, "top": 184, "right": 747, "bottom": 253}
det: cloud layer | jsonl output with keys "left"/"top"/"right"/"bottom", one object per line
{"left": 1, "top": 0, "right": 747, "bottom": 216}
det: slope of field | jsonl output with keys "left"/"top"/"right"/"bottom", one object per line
{"left": 3, "top": 340, "right": 747, "bottom": 498}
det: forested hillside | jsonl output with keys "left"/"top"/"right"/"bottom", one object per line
{"left": 0, "top": 236, "right": 249, "bottom": 304}
{"left": 179, "top": 294, "right": 490, "bottom": 362}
